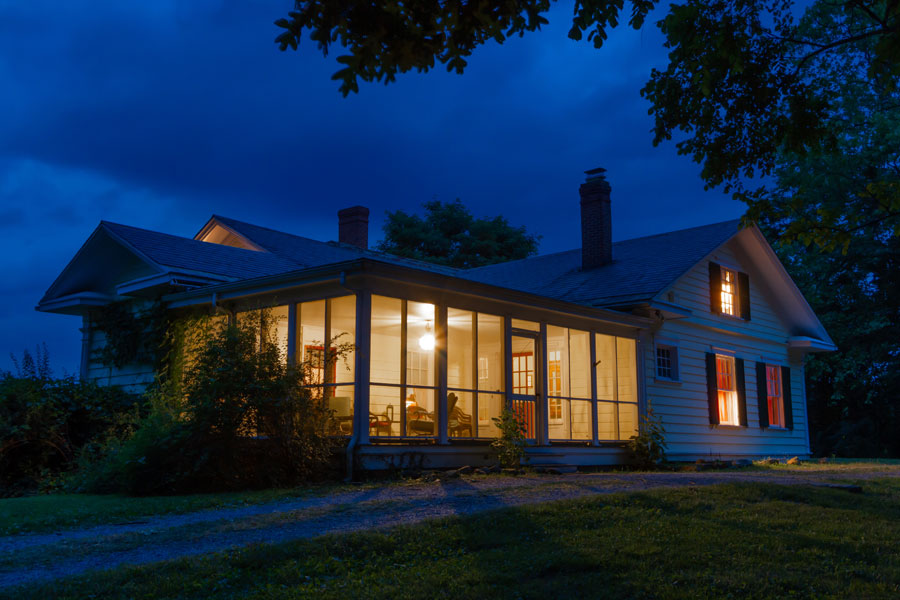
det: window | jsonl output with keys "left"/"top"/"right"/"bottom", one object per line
{"left": 716, "top": 355, "right": 740, "bottom": 425}
{"left": 656, "top": 345, "right": 678, "bottom": 380}
{"left": 446, "top": 307, "right": 504, "bottom": 438}
{"left": 720, "top": 266, "right": 737, "bottom": 316}
{"left": 766, "top": 365, "right": 785, "bottom": 427}
{"left": 710, "top": 261, "right": 750, "bottom": 320}
{"left": 547, "top": 349, "right": 563, "bottom": 423}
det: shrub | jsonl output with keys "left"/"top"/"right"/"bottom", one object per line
{"left": 87, "top": 312, "right": 352, "bottom": 495}
{"left": 625, "top": 408, "right": 668, "bottom": 469}
{"left": 491, "top": 407, "right": 528, "bottom": 469}
{"left": 0, "top": 348, "right": 141, "bottom": 496}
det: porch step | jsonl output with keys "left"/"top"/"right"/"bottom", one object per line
{"left": 529, "top": 464, "right": 578, "bottom": 474}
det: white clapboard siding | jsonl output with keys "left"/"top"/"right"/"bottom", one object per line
{"left": 648, "top": 239, "right": 810, "bottom": 459}
{"left": 84, "top": 302, "right": 157, "bottom": 395}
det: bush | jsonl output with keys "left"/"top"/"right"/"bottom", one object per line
{"left": 0, "top": 348, "right": 141, "bottom": 496}
{"left": 491, "top": 407, "right": 528, "bottom": 469}
{"left": 86, "top": 312, "right": 351, "bottom": 495}
{"left": 625, "top": 408, "right": 668, "bottom": 469}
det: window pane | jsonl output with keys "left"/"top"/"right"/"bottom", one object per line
{"left": 477, "top": 314, "right": 504, "bottom": 392}
{"left": 616, "top": 338, "right": 637, "bottom": 404}
{"left": 597, "top": 401, "right": 617, "bottom": 440}
{"left": 330, "top": 296, "right": 356, "bottom": 384}
{"left": 595, "top": 334, "right": 616, "bottom": 400}
{"left": 447, "top": 390, "right": 475, "bottom": 438}
{"left": 511, "top": 336, "right": 535, "bottom": 395}
{"left": 571, "top": 400, "right": 591, "bottom": 440}
{"left": 406, "top": 301, "right": 435, "bottom": 387}
{"left": 618, "top": 403, "right": 638, "bottom": 440}
{"left": 511, "top": 318, "right": 540, "bottom": 332}
{"left": 548, "top": 398, "right": 570, "bottom": 440}
{"left": 546, "top": 325, "right": 568, "bottom": 398}
{"left": 477, "top": 393, "right": 503, "bottom": 438}
{"left": 405, "top": 387, "right": 436, "bottom": 436}
{"left": 327, "top": 385, "right": 354, "bottom": 436}
{"left": 298, "top": 300, "right": 327, "bottom": 384}
{"left": 721, "top": 267, "right": 736, "bottom": 316}
{"left": 569, "top": 329, "right": 591, "bottom": 399}
{"left": 266, "top": 306, "right": 290, "bottom": 362}
{"left": 370, "top": 295, "right": 401, "bottom": 384}
{"left": 448, "top": 308, "right": 474, "bottom": 390}
{"left": 369, "top": 385, "right": 400, "bottom": 437}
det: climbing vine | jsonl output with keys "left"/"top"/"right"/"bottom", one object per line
{"left": 91, "top": 301, "right": 171, "bottom": 370}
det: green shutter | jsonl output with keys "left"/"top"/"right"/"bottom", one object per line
{"left": 782, "top": 366, "right": 794, "bottom": 430}
{"left": 738, "top": 271, "right": 751, "bottom": 320}
{"left": 756, "top": 361, "right": 769, "bottom": 428}
{"left": 735, "top": 358, "right": 748, "bottom": 427}
{"left": 708, "top": 262, "right": 722, "bottom": 314}
{"left": 706, "top": 353, "right": 719, "bottom": 425}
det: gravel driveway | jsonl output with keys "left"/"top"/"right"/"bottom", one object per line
{"left": 3, "top": 467, "right": 899, "bottom": 589}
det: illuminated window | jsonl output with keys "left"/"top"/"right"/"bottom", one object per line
{"left": 720, "top": 267, "right": 737, "bottom": 316}
{"left": 766, "top": 365, "right": 785, "bottom": 427}
{"left": 548, "top": 349, "right": 563, "bottom": 422}
{"left": 716, "top": 355, "right": 740, "bottom": 425}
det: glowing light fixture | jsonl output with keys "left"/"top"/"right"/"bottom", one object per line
{"left": 419, "top": 321, "right": 435, "bottom": 350}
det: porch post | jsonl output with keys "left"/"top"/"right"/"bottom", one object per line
{"left": 538, "top": 322, "right": 549, "bottom": 445}
{"left": 503, "top": 316, "right": 513, "bottom": 409}
{"left": 636, "top": 330, "right": 651, "bottom": 431}
{"left": 437, "top": 303, "right": 449, "bottom": 444}
{"left": 354, "top": 291, "right": 371, "bottom": 444}
{"left": 590, "top": 331, "right": 599, "bottom": 446}
{"left": 79, "top": 314, "right": 92, "bottom": 382}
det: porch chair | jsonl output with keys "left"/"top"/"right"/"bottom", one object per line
{"left": 448, "top": 392, "right": 474, "bottom": 437}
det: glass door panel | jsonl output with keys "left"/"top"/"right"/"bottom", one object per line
{"left": 510, "top": 335, "right": 537, "bottom": 440}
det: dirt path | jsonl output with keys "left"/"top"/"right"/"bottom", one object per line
{"left": 3, "top": 467, "right": 899, "bottom": 589}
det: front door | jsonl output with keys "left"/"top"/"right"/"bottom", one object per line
{"left": 510, "top": 334, "right": 539, "bottom": 440}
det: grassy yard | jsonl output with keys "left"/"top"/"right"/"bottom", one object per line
{"left": 0, "top": 483, "right": 371, "bottom": 536}
{"left": 14, "top": 478, "right": 900, "bottom": 599}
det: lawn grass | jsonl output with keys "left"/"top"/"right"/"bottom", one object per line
{"left": 15, "top": 478, "right": 900, "bottom": 599}
{"left": 0, "top": 483, "right": 371, "bottom": 536}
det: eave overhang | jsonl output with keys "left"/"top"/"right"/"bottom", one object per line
{"left": 788, "top": 336, "right": 837, "bottom": 353}
{"left": 36, "top": 291, "right": 119, "bottom": 315}
{"left": 116, "top": 270, "right": 235, "bottom": 297}
{"left": 163, "top": 258, "right": 654, "bottom": 331}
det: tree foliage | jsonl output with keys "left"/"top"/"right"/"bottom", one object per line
{"left": 83, "top": 312, "right": 351, "bottom": 495}
{"left": 276, "top": 0, "right": 900, "bottom": 248}
{"left": 0, "top": 348, "right": 141, "bottom": 496}
{"left": 758, "top": 6, "right": 900, "bottom": 456}
{"left": 377, "top": 199, "right": 540, "bottom": 267}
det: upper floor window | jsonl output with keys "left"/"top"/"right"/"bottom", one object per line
{"left": 720, "top": 267, "right": 737, "bottom": 316}
{"left": 709, "top": 261, "right": 751, "bottom": 320}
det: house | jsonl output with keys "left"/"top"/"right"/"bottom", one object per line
{"left": 37, "top": 168, "right": 835, "bottom": 468}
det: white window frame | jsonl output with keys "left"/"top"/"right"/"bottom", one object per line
{"left": 654, "top": 341, "right": 679, "bottom": 382}
{"left": 716, "top": 354, "right": 740, "bottom": 426}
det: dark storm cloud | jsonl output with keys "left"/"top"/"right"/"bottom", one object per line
{"left": 0, "top": 1, "right": 744, "bottom": 372}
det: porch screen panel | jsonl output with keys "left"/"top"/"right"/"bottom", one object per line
{"left": 546, "top": 325, "right": 570, "bottom": 440}
{"left": 369, "top": 385, "right": 401, "bottom": 437}
{"left": 329, "top": 296, "right": 356, "bottom": 385}
{"left": 477, "top": 314, "right": 504, "bottom": 437}
{"left": 297, "top": 300, "right": 326, "bottom": 384}
{"left": 594, "top": 333, "right": 639, "bottom": 441}
{"left": 370, "top": 296, "right": 401, "bottom": 384}
{"left": 616, "top": 338, "right": 639, "bottom": 439}
{"left": 447, "top": 309, "right": 476, "bottom": 438}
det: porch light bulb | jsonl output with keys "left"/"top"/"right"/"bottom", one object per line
{"left": 419, "top": 321, "right": 435, "bottom": 350}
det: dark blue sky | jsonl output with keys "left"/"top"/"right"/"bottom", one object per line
{"left": 0, "top": 1, "right": 743, "bottom": 375}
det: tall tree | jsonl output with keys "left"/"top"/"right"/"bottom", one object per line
{"left": 377, "top": 199, "right": 540, "bottom": 268}
{"left": 275, "top": 0, "right": 900, "bottom": 248}
{"left": 758, "top": 3, "right": 900, "bottom": 456}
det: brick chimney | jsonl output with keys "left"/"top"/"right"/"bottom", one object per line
{"left": 579, "top": 167, "right": 612, "bottom": 269}
{"left": 338, "top": 206, "right": 369, "bottom": 249}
